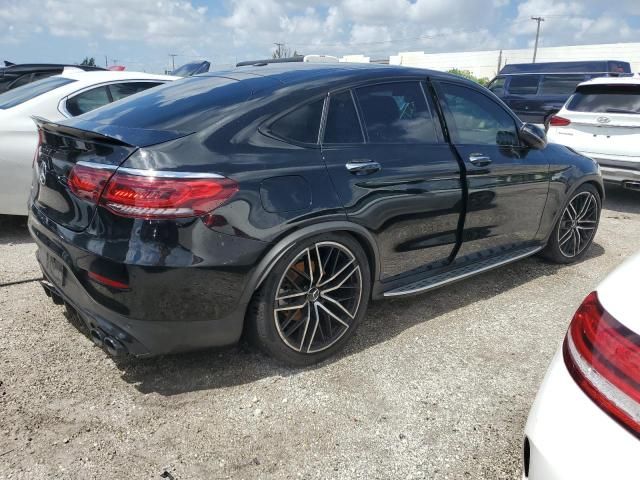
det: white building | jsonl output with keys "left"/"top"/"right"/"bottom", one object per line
{"left": 342, "top": 43, "right": 640, "bottom": 79}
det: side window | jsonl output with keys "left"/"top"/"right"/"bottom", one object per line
{"left": 539, "top": 75, "right": 585, "bottom": 95}
{"left": 65, "top": 86, "right": 110, "bottom": 116}
{"left": 108, "top": 82, "right": 162, "bottom": 102}
{"left": 507, "top": 75, "right": 540, "bottom": 95}
{"left": 269, "top": 98, "right": 324, "bottom": 144}
{"left": 488, "top": 77, "right": 506, "bottom": 96}
{"left": 323, "top": 91, "right": 363, "bottom": 144}
{"left": 439, "top": 82, "right": 519, "bottom": 146}
{"left": 355, "top": 82, "right": 437, "bottom": 143}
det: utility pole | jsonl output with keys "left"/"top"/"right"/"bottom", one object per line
{"left": 104, "top": 55, "right": 108, "bottom": 68}
{"left": 531, "top": 16, "right": 545, "bottom": 63}
{"left": 497, "top": 49, "right": 503, "bottom": 73}
{"left": 274, "top": 42, "right": 285, "bottom": 59}
{"left": 168, "top": 54, "right": 178, "bottom": 71}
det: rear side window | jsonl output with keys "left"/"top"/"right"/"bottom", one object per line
{"left": 66, "top": 86, "right": 110, "bottom": 116}
{"left": 539, "top": 75, "right": 585, "bottom": 95}
{"left": 0, "top": 76, "right": 76, "bottom": 109}
{"left": 439, "top": 82, "right": 519, "bottom": 146}
{"left": 270, "top": 99, "right": 324, "bottom": 144}
{"left": 508, "top": 75, "right": 540, "bottom": 95}
{"left": 109, "top": 82, "right": 162, "bottom": 101}
{"left": 323, "top": 91, "right": 363, "bottom": 144}
{"left": 355, "top": 82, "right": 437, "bottom": 143}
{"left": 567, "top": 86, "right": 640, "bottom": 114}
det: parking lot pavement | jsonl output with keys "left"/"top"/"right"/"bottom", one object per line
{"left": 0, "top": 186, "right": 638, "bottom": 480}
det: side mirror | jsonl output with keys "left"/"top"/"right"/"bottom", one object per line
{"left": 520, "top": 123, "right": 547, "bottom": 149}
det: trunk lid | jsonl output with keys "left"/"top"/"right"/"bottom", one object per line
{"left": 31, "top": 118, "right": 188, "bottom": 231}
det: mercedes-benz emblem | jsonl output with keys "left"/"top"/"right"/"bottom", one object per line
{"left": 597, "top": 116, "right": 611, "bottom": 124}
{"left": 38, "top": 160, "right": 47, "bottom": 186}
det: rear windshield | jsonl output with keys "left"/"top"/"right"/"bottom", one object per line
{"left": 567, "top": 86, "right": 640, "bottom": 114}
{"left": 77, "top": 76, "right": 252, "bottom": 133}
{"left": 0, "top": 76, "right": 76, "bottom": 109}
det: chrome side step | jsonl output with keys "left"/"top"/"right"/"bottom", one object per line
{"left": 383, "top": 246, "right": 543, "bottom": 297}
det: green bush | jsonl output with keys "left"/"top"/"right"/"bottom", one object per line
{"left": 447, "top": 68, "right": 491, "bottom": 87}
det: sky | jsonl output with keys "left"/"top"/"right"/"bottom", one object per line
{"left": 1, "top": 0, "right": 640, "bottom": 73}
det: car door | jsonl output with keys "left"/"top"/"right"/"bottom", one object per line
{"left": 434, "top": 80, "right": 550, "bottom": 261}
{"left": 321, "top": 81, "right": 464, "bottom": 281}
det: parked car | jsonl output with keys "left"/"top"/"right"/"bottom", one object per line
{"left": 171, "top": 60, "right": 210, "bottom": 76}
{"left": 0, "top": 70, "right": 178, "bottom": 216}
{"left": 487, "top": 60, "right": 632, "bottom": 127}
{"left": 29, "top": 63, "right": 603, "bottom": 365}
{"left": 523, "top": 252, "right": 640, "bottom": 479}
{"left": 547, "top": 77, "right": 640, "bottom": 191}
{"left": 0, "top": 61, "right": 105, "bottom": 93}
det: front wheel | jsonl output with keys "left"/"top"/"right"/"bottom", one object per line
{"left": 247, "top": 233, "right": 371, "bottom": 366}
{"left": 541, "top": 184, "right": 601, "bottom": 264}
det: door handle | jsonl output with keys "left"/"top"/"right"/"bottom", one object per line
{"left": 468, "top": 153, "right": 492, "bottom": 167}
{"left": 345, "top": 159, "right": 381, "bottom": 175}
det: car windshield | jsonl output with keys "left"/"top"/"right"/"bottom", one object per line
{"left": 567, "top": 85, "right": 640, "bottom": 114}
{"left": 0, "top": 76, "right": 76, "bottom": 109}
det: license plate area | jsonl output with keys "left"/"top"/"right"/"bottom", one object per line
{"left": 45, "top": 252, "right": 65, "bottom": 287}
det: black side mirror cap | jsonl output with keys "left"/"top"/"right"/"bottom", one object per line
{"left": 520, "top": 123, "right": 547, "bottom": 149}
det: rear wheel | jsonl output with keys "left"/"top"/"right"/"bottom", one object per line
{"left": 541, "top": 184, "right": 601, "bottom": 264}
{"left": 247, "top": 233, "right": 371, "bottom": 366}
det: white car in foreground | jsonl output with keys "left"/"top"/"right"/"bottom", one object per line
{"left": 0, "top": 69, "right": 178, "bottom": 215}
{"left": 523, "top": 252, "right": 640, "bottom": 479}
{"left": 547, "top": 77, "right": 640, "bottom": 191}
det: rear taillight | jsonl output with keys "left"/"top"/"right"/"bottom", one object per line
{"left": 68, "top": 164, "right": 113, "bottom": 202}
{"left": 67, "top": 164, "right": 238, "bottom": 219}
{"left": 549, "top": 115, "right": 571, "bottom": 127}
{"left": 563, "top": 291, "right": 640, "bottom": 439}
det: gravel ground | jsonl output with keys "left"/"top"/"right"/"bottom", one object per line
{"left": 1, "top": 186, "right": 638, "bottom": 480}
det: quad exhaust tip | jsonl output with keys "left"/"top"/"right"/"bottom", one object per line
{"left": 103, "top": 336, "right": 126, "bottom": 357}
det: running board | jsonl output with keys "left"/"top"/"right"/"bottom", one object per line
{"left": 383, "top": 246, "right": 543, "bottom": 297}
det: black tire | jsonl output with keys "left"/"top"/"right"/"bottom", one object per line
{"left": 246, "top": 233, "right": 371, "bottom": 366}
{"left": 541, "top": 183, "right": 601, "bottom": 264}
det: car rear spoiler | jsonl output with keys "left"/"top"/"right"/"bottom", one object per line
{"left": 31, "top": 116, "right": 192, "bottom": 148}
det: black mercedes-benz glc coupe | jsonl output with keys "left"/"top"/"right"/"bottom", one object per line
{"left": 29, "top": 63, "right": 603, "bottom": 365}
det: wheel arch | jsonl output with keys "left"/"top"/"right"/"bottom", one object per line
{"left": 238, "top": 221, "right": 381, "bottom": 309}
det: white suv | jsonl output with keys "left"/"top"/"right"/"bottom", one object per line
{"left": 547, "top": 77, "right": 640, "bottom": 191}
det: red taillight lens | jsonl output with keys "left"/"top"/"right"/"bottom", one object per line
{"left": 87, "top": 271, "right": 129, "bottom": 290}
{"left": 563, "top": 291, "right": 640, "bottom": 438}
{"left": 549, "top": 115, "right": 571, "bottom": 127}
{"left": 100, "top": 172, "right": 238, "bottom": 219}
{"left": 67, "top": 164, "right": 114, "bottom": 202}
{"left": 67, "top": 163, "right": 238, "bottom": 219}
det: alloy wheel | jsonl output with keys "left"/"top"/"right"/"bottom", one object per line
{"left": 273, "top": 241, "right": 363, "bottom": 354}
{"left": 557, "top": 191, "right": 599, "bottom": 258}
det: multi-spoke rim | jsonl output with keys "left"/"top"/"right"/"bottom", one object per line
{"left": 273, "top": 241, "right": 363, "bottom": 354}
{"left": 558, "top": 191, "right": 599, "bottom": 258}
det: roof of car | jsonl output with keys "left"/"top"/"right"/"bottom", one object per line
{"left": 57, "top": 70, "right": 179, "bottom": 84}
{"left": 0, "top": 63, "right": 105, "bottom": 75}
{"left": 214, "top": 61, "right": 463, "bottom": 84}
{"left": 577, "top": 76, "right": 640, "bottom": 87}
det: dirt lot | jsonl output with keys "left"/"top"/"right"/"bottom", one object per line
{"left": 1, "top": 186, "right": 638, "bottom": 480}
